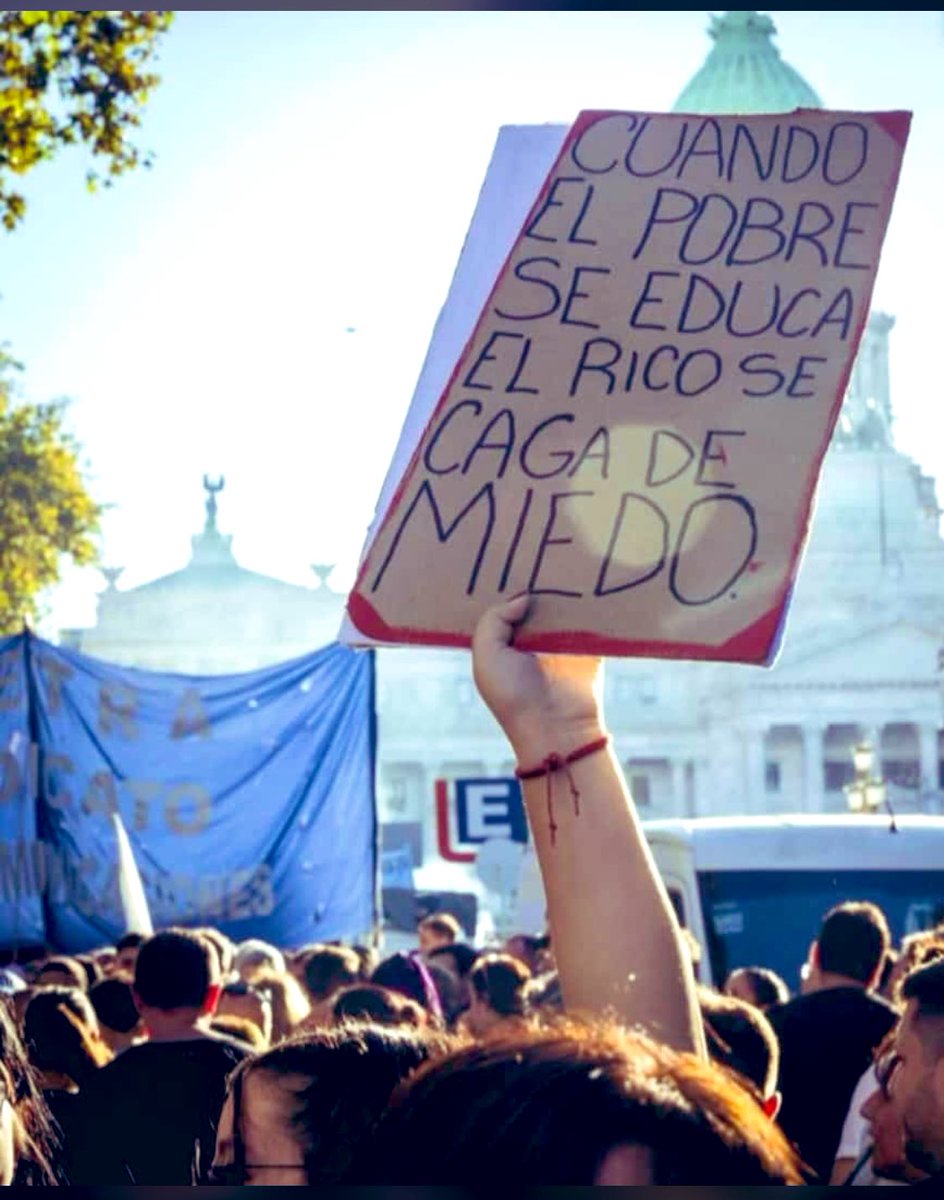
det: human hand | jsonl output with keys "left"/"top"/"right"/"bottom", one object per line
{"left": 471, "top": 595, "right": 605, "bottom": 763}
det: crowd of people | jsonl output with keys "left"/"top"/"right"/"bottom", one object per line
{"left": 0, "top": 596, "right": 940, "bottom": 1186}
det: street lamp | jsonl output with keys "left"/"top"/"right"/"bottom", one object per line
{"left": 845, "top": 740, "right": 897, "bottom": 831}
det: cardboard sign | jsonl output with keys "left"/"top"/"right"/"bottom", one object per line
{"left": 347, "top": 110, "right": 909, "bottom": 663}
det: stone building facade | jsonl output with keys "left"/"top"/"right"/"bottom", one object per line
{"left": 60, "top": 13, "right": 944, "bottom": 868}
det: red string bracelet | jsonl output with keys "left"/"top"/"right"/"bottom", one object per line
{"left": 515, "top": 735, "right": 610, "bottom": 846}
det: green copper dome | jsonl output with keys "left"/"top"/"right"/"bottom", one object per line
{"left": 673, "top": 11, "right": 823, "bottom": 114}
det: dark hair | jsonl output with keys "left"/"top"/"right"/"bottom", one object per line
{"left": 428, "top": 941, "right": 478, "bottom": 979}
{"left": 0, "top": 1000, "right": 58, "bottom": 1184}
{"left": 350, "top": 944, "right": 378, "bottom": 979}
{"left": 418, "top": 912, "right": 461, "bottom": 943}
{"left": 89, "top": 978, "right": 140, "bottom": 1035}
{"left": 698, "top": 986, "right": 779, "bottom": 1099}
{"left": 470, "top": 953, "right": 532, "bottom": 1018}
{"left": 231, "top": 1025, "right": 453, "bottom": 1183}
{"left": 134, "top": 929, "right": 217, "bottom": 1011}
{"left": 365, "top": 1018, "right": 803, "bottom": 1185}
{"left": 725, "top": 966, "right": 790, "bottom": 1010}
{"left": 24, "top": 986, "right": 109, "bottom": 1088}
{"left": 817, "top": 901, "right": 891, "bottom": 984}
{"left": 902, "top": 956, "right": 944, "bottom": 1019}
{"left": 210, "top": 1014, "right": 267, "bottom": 1050}
{"left": 371, "top": 953, "right": 443, "bottom": 1020}
{"left": 73, "top": 955, "right": 103, "bottom": 991}
{"left": 332, "top": 984, "right": 427, "bottom": 1028}
{"left": 34, "top": 957, "right": 86, "bottom": 992}
{"left": 302, "top": 946, "right": 360, "bottom": 1002}
{"left": 116, "top": 933, "right": 146, "bottom": 953}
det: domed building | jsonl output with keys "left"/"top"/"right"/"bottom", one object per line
{"left": 62, "top": 13, "right": 944, "bottom": 871}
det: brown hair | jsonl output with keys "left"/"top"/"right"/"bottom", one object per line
{"left": 698, "top": 985, "right": 779, "bottom": 1099}
{"left": 24, "top": 987, "right": 111, "bottom": 1086}
{"left": 253, "top": 970, "right": 310, "bottom": 1043}
{"left": 34, "top": 957, "right": 86, "bottom": 993}
{"left": 229, "top": 1024, "right": 456, "bottom": 1183}
{"left": 302, "top": 945, "right": 360, "bottom": 1003}
{"left": 365, "top": 1017, "right": 803, "bottom": 1184}
{"left": 332, "top": 984, "right": 428, "bottom": 1029}
{"left": 0, "top": 1001, "right": 58, "bottom": 1184}
{"left": 418, "top": 912, "right": 461, "bottom": 943}
{"left": 470, "top": 953, "right": 532, "bottom": 1018}
{"left": 210, "top": 1013, "right": 267, "bottom": 1051}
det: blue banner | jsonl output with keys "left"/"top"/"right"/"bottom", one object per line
{"left": 0, "top": 635, "right": 45, "bottom": 945}
{"left": 0, "top": 634, "right": 376, "bottom": 952}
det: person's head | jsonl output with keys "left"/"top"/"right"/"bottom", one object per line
{"left": 428, "top": 941, "right": 478, "bottom": 981}
{"left": 24, "top": 986, "right": 111, "bottom": 1087}
{"left": 209, "top": 1025, "right": 451, "bottom": 1184}
{"left": 115, "top": 932, "right": 146, "bottom": 977}
{"left": 861, "top": 1040, "right": 928, "bottom": 1183}
{"left": 698, "top": 986, "right": 780, "bottom": 1119}
{"left": 33, "top": 956, "right": 86, "bottom": 992}
{"left": 371, "top": 953, "right": 444, "bottom": 1024}
{"left": 806, "top": 901, "right": 891, "bottom": 991}
{"left": 253, "top": 971, "right": 311, "bottom": 1044}
{"left": 466, "top": 953, "right": 533, "bottom": 1036}
{"left": 351, "top": 944, "right": 378, "bottom": 980}
{"left": 234, "top": 939, "right": 285, "bottom": 984}
{"left": 92, "top": 946, "right": 117, "bottom": 976}
{"left": 723, "top": 966, "right": 790, "bottom": 1011}
{"left": 302, "top": 945, "right": 361, "bottom": 1014}
{"left": 417, "top": 912, "right": 461, "bottom": 955}
{"left": 366, "top": 1017, "right": 803, "bottom": 1184}
{"left": 89, "top": 977, "right": 144, "bottom": 1054}
{"left": 332, "top": 984, "right": 428, "bottom": 1029}
{"left": 891, "top": 958, "right": 944, "bottom": 1174}
{"left": 427, "top": 942, "right": 478, "bottom": 1021}
{"left": 211, "top": 1014, "right": 269, "bottom": 1051}
{"left": 196, "top": 927, "right": 236, "bottom": 981}
{"left": 0, "top": 999, "right": 57, "bottom": 1184}
{"left": 218, "top": 981, "right": 273, "bottom": 1047}
{"left": 74, "top": 954, "right": 104, "bottom": 991}
{"left": 133, "top": 928, "right": 220, "bottom": 1032}
{"left": 887, "top": 930, "right": 944, "bottom": 1006}
{"left": 504, "top": 932, "right": 553, "bottom": 975}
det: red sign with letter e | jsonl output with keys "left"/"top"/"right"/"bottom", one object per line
{"left": 347, "top": 109, "right": 910, "bottom": 664}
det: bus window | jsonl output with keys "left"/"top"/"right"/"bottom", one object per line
{"left": 698, "top": 869, "right": 944, "bottom": 992}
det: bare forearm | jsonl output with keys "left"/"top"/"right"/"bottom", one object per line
{"left": 513, "top": 725, "right": 705, "bottom": 1057}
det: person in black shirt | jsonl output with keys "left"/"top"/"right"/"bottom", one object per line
{"left": 767, "top": 900, "right": 897, "bottom": 1181}
{"left": 69, "top": 928, "right": 250, "bottom": 1185}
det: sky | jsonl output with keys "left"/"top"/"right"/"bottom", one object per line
{"left": 1, "top": 9, "right": 942, "bottom": 636}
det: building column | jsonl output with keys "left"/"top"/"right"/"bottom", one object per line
{"left": 746, "top": 731, "right": 767, "bottom": 813}
{"left": 802, "top": 725, "right": 824, "bottom": 812}
{"left": 671, "top": 759, "right": 688, "bottom": 817}
{"left": 919, "top": 724, "right": 940, "bottom": 802}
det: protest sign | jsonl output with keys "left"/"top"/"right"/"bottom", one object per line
{"left": 346, "top": 109, "right": 909, "bottom": 663}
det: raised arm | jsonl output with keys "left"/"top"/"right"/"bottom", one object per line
{"left": 472, "top": 594, "right": 705, "bottom": 1058}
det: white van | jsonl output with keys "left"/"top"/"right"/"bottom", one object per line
{"left": 643, "top": 814, "right": 944, "bottom": 990}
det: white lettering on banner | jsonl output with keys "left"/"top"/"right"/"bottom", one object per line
{"left": 465, "top": 781, "right": 519, "bottom": 841}
{"left": 0, "top": 838, "right": 274, "bottom": 923}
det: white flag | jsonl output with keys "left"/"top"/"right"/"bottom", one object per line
{"left": 111, "top": 812, "right": 154, "bottom": 937}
